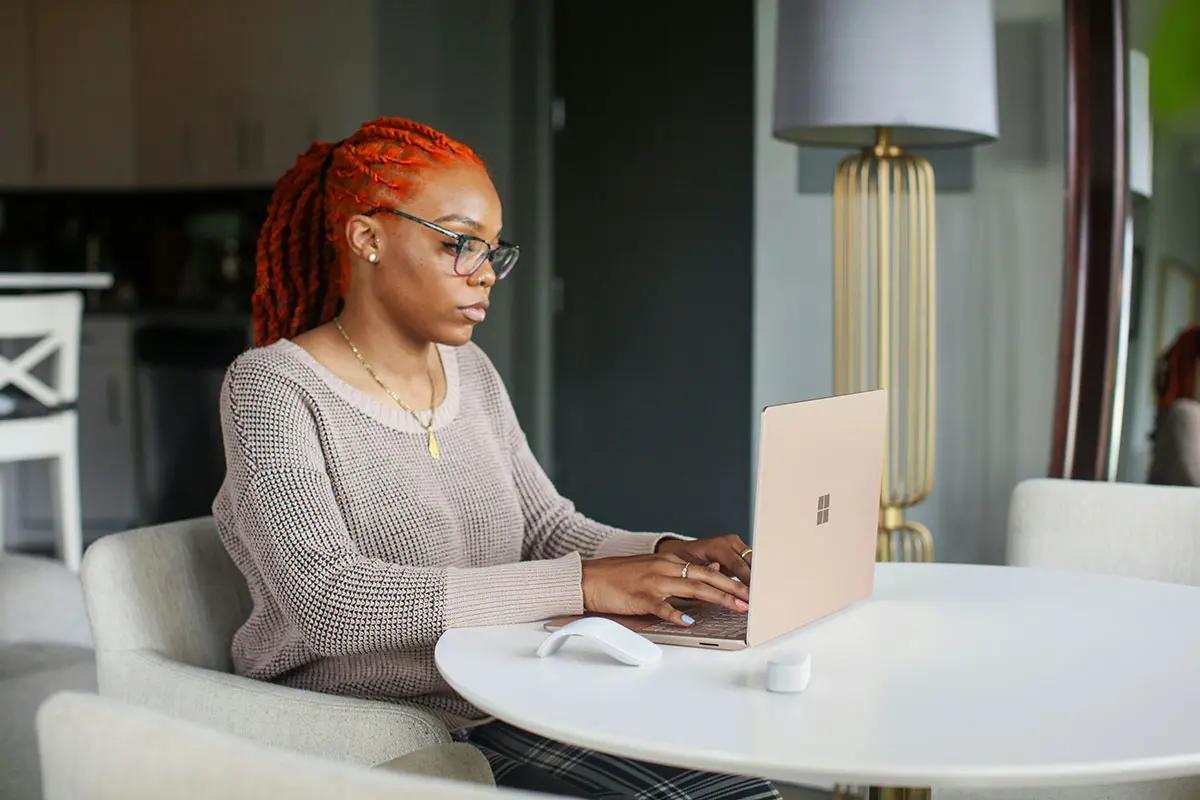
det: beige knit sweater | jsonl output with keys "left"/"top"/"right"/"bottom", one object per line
{"left": 213, "top": 339, "right": 678, "bottom": 728}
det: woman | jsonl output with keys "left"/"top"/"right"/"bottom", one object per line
{"left": 1150, "top": 325, "right": 1200, "bottom": 486}
{"left": 214, "top": 117, "right": 776, "bottom": 799}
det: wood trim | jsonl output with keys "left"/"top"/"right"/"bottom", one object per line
{"left": 1049, "top": 0, "right": 1128, "bottom": 479}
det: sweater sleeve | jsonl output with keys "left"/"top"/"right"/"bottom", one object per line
{"left": 470, "top": 347, "right": 690, "bottom": 561}
{"left": 219, "top": 359, "right": 584, "bottom": 656}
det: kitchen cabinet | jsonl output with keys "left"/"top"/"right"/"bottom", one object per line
{"left": 30, "top": 0, "right": 137, "bottom": 187}
{"left": 3, "top": 0, "right": 378, "bottom": 190}
{"left": 133, "top": 0, "right": 237, "bottom": 186}
{"left": 135, "top": 0, "right": 377, "bottom": 187}
{"left": 0, "top": 1, "right": 34, "bottom": 186}
{"left": 0, "top": 0, "right": 136, "bottom": 188}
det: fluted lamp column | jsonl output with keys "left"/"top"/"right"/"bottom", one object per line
{"left": 773, "top": 0, "right": 998, "bottom": 565}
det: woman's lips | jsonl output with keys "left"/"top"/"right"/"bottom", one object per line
{"left": 459, "top": 304, "right": 488, "bottom": 322}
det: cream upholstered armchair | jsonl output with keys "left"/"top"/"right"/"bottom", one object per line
{"left": 0, "top": 554, "right": 96, "bottom": 800}
{"left": 1007, "top": 478, "right": 1200, "bottom": 584}
{"left": 80, "top": 517, "right": 490, "bottom": 782}
{"left": 39, "top": 692, "right": 523, "bottom": 800}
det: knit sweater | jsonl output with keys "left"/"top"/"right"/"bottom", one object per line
{"left": 212, "top": 339, "right": 679, "bottom": 728}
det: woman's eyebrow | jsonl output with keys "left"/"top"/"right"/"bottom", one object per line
{"left": 434, "top": 213, "right": 483, "bottom": 232}
{"left": 434, "top": 213, "right": 503, "bottom": 238}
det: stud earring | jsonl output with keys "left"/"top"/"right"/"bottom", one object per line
{"left": 368, "top": 252, "right": 378, "bottom": 264}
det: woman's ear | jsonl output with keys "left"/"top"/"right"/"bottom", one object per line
{"left": 345, "top": 215, "right": 382, "bottom": 264}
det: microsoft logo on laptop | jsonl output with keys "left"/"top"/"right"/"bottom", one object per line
{"left": 816, "top": 494, "right": 831, "bottom": 525}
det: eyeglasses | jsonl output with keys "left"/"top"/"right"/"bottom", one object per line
{"left": 363, "top": 206, "right": 520, "bottom": 281}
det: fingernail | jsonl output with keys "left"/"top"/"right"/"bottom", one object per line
{"left": 707, "top": 562, "right": 720, "bottom": 571}
{"left": 681, "top": 614, "right": 695, "bottom": 626}
{"left": 734, "top": 599, "right": 749, "bottom": 612}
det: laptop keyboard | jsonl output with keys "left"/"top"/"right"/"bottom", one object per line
{"left": 641, "top": 607, "right": 748, "bottom": 639}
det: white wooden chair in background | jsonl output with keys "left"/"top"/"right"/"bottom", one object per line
{"left": 0, "top": 292, "right": 83, "bottom": 571}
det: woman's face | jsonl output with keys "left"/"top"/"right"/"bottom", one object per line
{"left": 346, "top": 162, "right": 503, "bottom": 347}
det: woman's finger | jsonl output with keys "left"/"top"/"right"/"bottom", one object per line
{"left": 657, "top": 558, "right": 749, "bottom": 602}
{"left": 716, "top": 538, "right": 753, "bottom": 585}
{"left": 687, "top": 535, "right": 751, "bottom": 584}
{"left": 686, "top": 559, "right": 750, "bottom": 602}
{"left": 650, "top": 600, "right": 695, "bottom": 627}
{"left": 729, "top": 534, "right": 753, "bottom": 564}
{"left": 655, "top": 554, "right": 697, "bottom": 577}
{"left": 662, "top": 578, "right": 749, "bottom": 613}
{"left": 670, "top": 546, "right": 750, "bottom": 586}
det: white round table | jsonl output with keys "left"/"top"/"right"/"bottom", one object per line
{"left": 436, "top": 564, "right": 1200, "bottom": 791}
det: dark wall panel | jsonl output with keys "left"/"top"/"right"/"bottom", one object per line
{"left": 553, "top": 3, "right": 754, "bottom": 537}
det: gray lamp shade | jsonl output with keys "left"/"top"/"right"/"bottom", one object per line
{"left": 773, "top": 0, "right": 999, "bottom": 148}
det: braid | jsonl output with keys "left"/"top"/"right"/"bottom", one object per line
{"left": 252, "top": 117, "right": 487, "bottom": 345}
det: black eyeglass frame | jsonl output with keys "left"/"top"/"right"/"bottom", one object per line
{"left": 362, "top": 206, "right": 520, "bottom": 280}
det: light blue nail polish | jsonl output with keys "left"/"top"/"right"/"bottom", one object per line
{"left": 682, "top": 614, "right": 695, "bottom": 625}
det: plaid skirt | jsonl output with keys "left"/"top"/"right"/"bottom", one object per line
{"left": 457, "top": 719, "right": 781, "bottom": 800}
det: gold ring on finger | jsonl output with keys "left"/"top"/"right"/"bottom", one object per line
{"left": 681, "top": 561, "right": 691, "bottom": 579}
{"left": 739, "top": 548, "right": 753, "bottom": 561}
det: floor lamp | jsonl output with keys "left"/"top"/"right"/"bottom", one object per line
{"left": 772, "top": 0, "right": 998, "bottom": 564}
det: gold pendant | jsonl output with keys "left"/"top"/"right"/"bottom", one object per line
{"left": 428, "top": 430, "right": 440, "bottom": 460}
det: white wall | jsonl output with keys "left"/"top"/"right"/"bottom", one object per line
{"left": 751, "top": 0, "right": 832, "bottom": 462}
{"left": 754, "top": 0, "right": 1063, "bottom": 563}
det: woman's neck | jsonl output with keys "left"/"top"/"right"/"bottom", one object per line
{"left": 334, "top": 304, "right": 436, "bottom": 382}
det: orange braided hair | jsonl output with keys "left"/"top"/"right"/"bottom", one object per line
{"left": 252, "top": 117, "right": 487, "bottom": 345}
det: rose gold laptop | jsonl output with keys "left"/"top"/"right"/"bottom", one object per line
{"left": 545, "top": 389, "right": 887, "bottom": 650}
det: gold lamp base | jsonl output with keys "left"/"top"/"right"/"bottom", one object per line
{"left": 835, "top": 786, "right": 932, "bottom": 800}
{"left": 878, "top": 507, "right": 934, "bottom": 563}
{"left": 833, "top": 127, "right": 937, "bottom": 564}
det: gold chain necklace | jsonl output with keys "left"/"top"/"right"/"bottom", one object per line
{"left": 334, "top": 316, "right": 443, "bottom": 460}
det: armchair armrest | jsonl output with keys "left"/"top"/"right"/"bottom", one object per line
{"left": 376, "top": 742, "right": 495, "bottom": 786}
{"left": 97, "top": 649, "right": 450, "bottom": 766}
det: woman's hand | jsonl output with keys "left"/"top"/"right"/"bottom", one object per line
{"left": 655, "top": 534, "right": 753, "bottom": 585}
{"left": 580, "top": 553, "right": 750, "bottom": 627}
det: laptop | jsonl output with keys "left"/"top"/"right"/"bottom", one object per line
{"left": 545, "top": 389, "right": 887, "bottom": 650}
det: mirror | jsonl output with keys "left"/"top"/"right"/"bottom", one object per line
{"left": 1116, "top": 0, "right": 1200, "bottom": 487}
